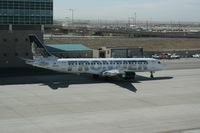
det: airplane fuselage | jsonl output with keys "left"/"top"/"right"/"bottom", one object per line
{"left": 31, "top": 57, "right": 164, "bottom": 77}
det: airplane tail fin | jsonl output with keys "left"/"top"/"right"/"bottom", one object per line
{"left": 29, "top": 34, "right": 53, "bottom": 58}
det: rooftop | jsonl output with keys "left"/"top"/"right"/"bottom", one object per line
{"left": 45, "top": 44, "right": 92, "bottom": 52}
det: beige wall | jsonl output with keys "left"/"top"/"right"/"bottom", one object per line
{"left": 92, "top": 49, "right": 100, "bottom": 58}
{"left": 98, "top": 47, "right": 143, "bottom": 58}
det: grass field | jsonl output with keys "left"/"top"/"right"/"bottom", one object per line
{"left": 45, "top": 37, "right": 200, "bottom": 51}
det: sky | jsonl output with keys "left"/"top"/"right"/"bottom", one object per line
{"left": 54, "top": 0, "right": 200, "bottom": 22}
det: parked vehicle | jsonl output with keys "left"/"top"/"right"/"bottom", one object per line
{"left": 152, "top": 54, "right": 160, "bottom": 59}
{"left": 152, "top": 53, "right": 172, "bottom": 59}
{"left": 192, "top": 54, "right": 200, "bottom": 58}
{"left": 170, "top": 53, "right": 181, "bottom": 59}
{"left": 159, "top": 52, "right": 171, "bottom": 59}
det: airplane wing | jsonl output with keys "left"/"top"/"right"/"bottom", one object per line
{"left": 102, "top": 69, "right": 121, "bottom": 77}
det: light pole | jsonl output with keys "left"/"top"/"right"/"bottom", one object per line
{"left": 134, "top": 12, "right": 137, "bottom": 27}
{"left": 128, "top": 17, "right": 131, "bottom": 27}
{"left": 68, "top": 9, "right": 74, "bottom": 24}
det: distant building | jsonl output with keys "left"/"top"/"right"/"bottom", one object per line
{"left": 0, "top": 0, "right": 53, "bottom": 68}
{"left": 97, "top": 47, "right": 144, "bottom": 58}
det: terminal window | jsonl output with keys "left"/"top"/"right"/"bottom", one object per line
{"left": 3, "top": 53, "right": 7, "bottom": 57}
{"left": 14, "top": 38, "right": 18, "bottom": 42}
{"left": 15, "top": 53, "right": 18, "bottom": 56}
{"left": 0, "top": 0, "right": 53, "bottom": 25}
{"left": 3, "top": 38, "right": 7, "bottom": 42}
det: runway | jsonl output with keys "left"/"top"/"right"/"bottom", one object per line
{"left": 0, "top": 59, "right": 200, "bottom": 133}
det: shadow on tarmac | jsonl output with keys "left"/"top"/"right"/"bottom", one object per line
{"left": 0, "top": 72, "right": 173, "bottom": 93}
{"left": 43, "top": 75, "right": 140, "bottom": 93}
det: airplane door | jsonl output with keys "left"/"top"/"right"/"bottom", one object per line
{"left": 149, "top": 60, "right": 156, "bottom": 71}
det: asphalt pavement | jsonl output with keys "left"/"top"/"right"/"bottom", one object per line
{"left": 0, "top": 59, "right": 200, "bottom": 133}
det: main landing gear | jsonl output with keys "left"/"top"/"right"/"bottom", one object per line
{"left": 92, "top": 74, "right": 100, "bottom": 79}
{"left": 122, "top": 72, "right": 136, "bottom": 80}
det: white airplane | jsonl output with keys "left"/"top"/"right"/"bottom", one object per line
{"left": 22, "top": 35, "right": 165, "bottom": 79}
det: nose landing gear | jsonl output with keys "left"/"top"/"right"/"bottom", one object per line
{"left": 150, "top": 72, "right": 154, "bottom": 78}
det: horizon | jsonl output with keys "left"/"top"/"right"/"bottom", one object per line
{"left": 53, "top": 18, "right": 200, "bottom": 24}
{"left": 54, "top": 0, "right": 200, "bottom": 23}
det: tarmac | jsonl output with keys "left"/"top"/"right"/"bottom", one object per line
{"left": 0, "top": 58, "right": 200, "bottom": 133}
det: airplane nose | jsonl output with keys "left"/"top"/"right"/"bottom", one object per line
{"left": 161, "top": 63, "right": 166, "bottom": 69}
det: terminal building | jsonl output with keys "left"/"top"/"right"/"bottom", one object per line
{"left": 0, "top": 0, "right": 53, "bottom": 68}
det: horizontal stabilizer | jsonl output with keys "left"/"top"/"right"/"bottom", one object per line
{"left": 18, "top": 57, "right": 34, "bottom": 65}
